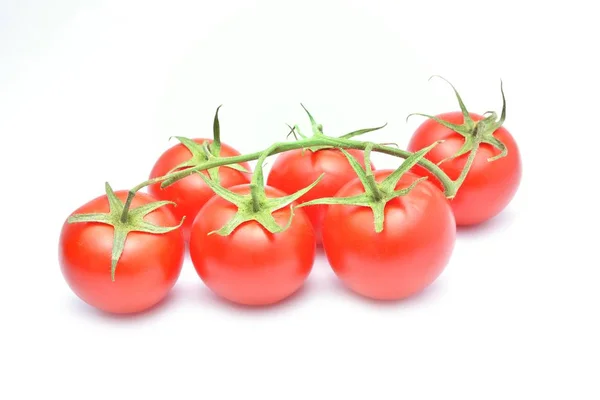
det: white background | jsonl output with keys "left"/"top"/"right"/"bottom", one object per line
{"left": 1, "top": 1, "right": 599, "bottom": 398}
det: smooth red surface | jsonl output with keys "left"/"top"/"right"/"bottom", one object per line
{"left": 407, "top": 112, "right": 522, "bottom": 226}
{"left": 267, "top": 148, "right": 373, "bottom": 244}
{"left": 148, "top": 138, "right": 251, "bottom": 240}
{"left": 322, "top": 171, "right": 456, "bottom": 300}
{"left": 189, "top": 185, "right": 316, "bottom": 306}
{"left": 59, "top": 191, "right": 185, "bottom": 314}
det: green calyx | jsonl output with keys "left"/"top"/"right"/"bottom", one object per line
{"left": 67, "top": 183, "right": 184, "bottom": 281}
{"left": 198, "top": 147, "right": 324, "bottom": 236}
{"left": 161, "top": 105, "right": 248, "bottom": 188}
{"left": 407, "top": 75, "right": 508, "bottom": 164}
{"left": 288, "top": 104, "right": 388, "bottom": 153}
{"left": 298, "top": 141, "right": 440, "bottom": 233}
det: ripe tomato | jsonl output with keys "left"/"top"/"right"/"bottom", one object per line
{"left": 59, "top": 191, "right": 185, "bottom": 314}
{"left": 267, "top": 148, "right": 374, "bottom": 244}
{"left": 189, "top": 185, "right": 316, "bottom": 306}
{"left": 321, "top": 170, "right": 456, "bottom": 300}
{"left": 148, "top": 138, "right": 251, "bottom": 240}
{"left": 407, "top": 112, "right": 522, "bottom": 226}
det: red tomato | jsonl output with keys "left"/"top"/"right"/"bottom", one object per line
{"left": 407, "top": 112, "right": 522, "bottom": 225}
{"left": 321, "top": 170, "right": 456, "bottom": 300}
{"left": 59, "top": 191, "right": 185, "bottom": 314}
{"left": 148, "top": 139, "right": 251, "bottom": 240}
{"left": 267, "top": 148, "right": 374, "bottom": 244}
{"left": 189, "top": 185, "right": 316, "bottom": 306}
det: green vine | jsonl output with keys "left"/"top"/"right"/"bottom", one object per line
{"left": 67, "top": 77, "right": 509, "bottom": 278}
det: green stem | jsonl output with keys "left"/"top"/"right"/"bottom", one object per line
{"left": 161, "top": 140, "right": 322, "bottom": 188}
{"left": 321, "top": 136, "right": 458, "bottom": 197}
{"left": 446, "top": 120, "right": 488, "bottom": 198}
{"left": 365, "top": 176, "right": 382, "bottom": 201}
{"left": 120, "top": 192, "right": 134, "bottom": 223}
{"left": 451, "top": 140, "right": 481, "bottom": 196}
{"left": 160, "top": 137, "right": 458, "bottom": 196}
{"left": 121, "top": 134, "right": 472, "bottom": 216}
{"left": 119, "top": 175, "right": 170, "bottom": 223}
{"left": 362, "top": 143, "right": 382, "bottom": 200}
{"left": 250, "top": 184, "right": 261, "bottom": 212}
{"left": 373, "top": 143, "right": 458, "bottom": 197}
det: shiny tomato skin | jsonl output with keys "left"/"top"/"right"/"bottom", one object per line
{"left": 322, "top": 170, "right": 456, "bottom": 300}
{"left": 189, "top": 185, "right": 316, "bottom": 306}
{"left": 59, "top": 191, "right": 185, "bottom": 314}
{"left": 148, "top": 138, "right": 251, "bottom": 240}
{"left": 267, "top": 148, "right": 374, "bottom": 244}
{"left": 407, "top": 112, "right": 522, "bottom": 226}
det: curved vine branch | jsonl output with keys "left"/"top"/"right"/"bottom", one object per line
{"left": 107, "top": 77, "right": 508, "bottom": 233}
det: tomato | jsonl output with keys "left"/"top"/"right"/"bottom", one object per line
{"left": 59, "top": 190, "right": 185, "bottom": 314}
{"left": 321, "top": 170, "right": 456, "bottom": 300}
{"left": 148, "top": 138, "right": 251, "bottom": 240}
{"left": 407, "top": 112, "right": 522, "bottom": 226}
{"left": 267, "top": 148, "right": 374, "bottom": 244}
{"left": 189, "top": 185, "right": 316, "bottom": 306}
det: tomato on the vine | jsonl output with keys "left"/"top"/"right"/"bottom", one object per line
{"left": 189, "top": 184, "right": 317, "bottom": 306}
{"left": 407, "top": 112, "right": 521, "bottom": 225}
{"left": 407, "top": 77, "right": 521, "bottom": 226}
{"left": 59, "top": 187, "right": 185, "bottom": 314}
{"left": 320, "top": 170, "right": 456, "bottom": 300}
{"left": 267, "top": 148, "right": 373, "bottom": 243}
{"left": 148, "top": 138, "right": 251, "bottom": 240}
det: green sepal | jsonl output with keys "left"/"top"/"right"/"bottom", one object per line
{"left": 212, "top": 104, "right": 223, "bottom": 155}
{"left": 391, "top": 176, "right": 428, "bottom": 197}
{"left": 286, "top": 119, "right": 334, "bottom": 153}
{"left": 297, "top": 143, "right": 438, "bottom": 233}
{"left": 109, "top": 228, "right": 128, "bottom": 283}
{"left": 163, "top": 136, "right": 246, "bottom": 186}
{"left": 286, "top": 123, "right": 330, "bottom": 154}
{"left": 407, "top": 76, "right": 509, "bottom": 164}
{"left": 486, "top": 136, "right": 507, "bottom": 162}
{"left": 290, "top": 124, "right": 308, "bottom": 140}
{"left": 379, "top": 140, "right": 441, "bottom": 192}
{"left": 292, "top": 105, "right": 388, "bottom": 152}
{"left": 196, "top": 159, "right": 325, "bottom": 236}
{"left": 339, "top": 123, "right": 388, "bottom": 139}
{"left": 263, "top": 173, "right": 325, "bottom": 211}
{"left": 300, "top": 104, "right": 323, "bottom": 136}
{"left": 431, "top": 75, "right": 475, "bottom": 131}
{"left": 162, "top": 106, "right": 248, "bottom": 186}
{"left": 436, "top": 135, "right": 474, "bottom": 165}
{"left": 67, "top": 182, "right": 184, "bottom": 281}
{"left": 286, "top": 124, "right": 301, "bottom": 141}
{"left": 339, "top": 148, "right": 372, "bottom": 192}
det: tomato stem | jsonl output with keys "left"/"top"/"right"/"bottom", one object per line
{"left": 322, "top": 136, "right": 458, "bottom": 197}
{"left": 118, "top": 85, "right": 510, "bottom": 224}
{"left": 119, "top": 176, "right": 169, "bottom": 223}
{"left": 158, "top": 137, "right": 458, "bottom": 197}
{"left": 365, "top": 175, "right": 382, "bottom": 201}
{"left": 120, "top": 191, "right": 135, "bottom": 222}
{"left": 250, "top": 183, "right": 261, "bottom": 212}
{"left": 449, "top": 139, "right": 481, "bottom": 198}
{"left": 118, "top": 133, "right": 464, "bottom": 225}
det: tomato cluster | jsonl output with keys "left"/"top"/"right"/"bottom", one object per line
{"left": 58, "top": 79, "right": 521, "bottom": 314}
